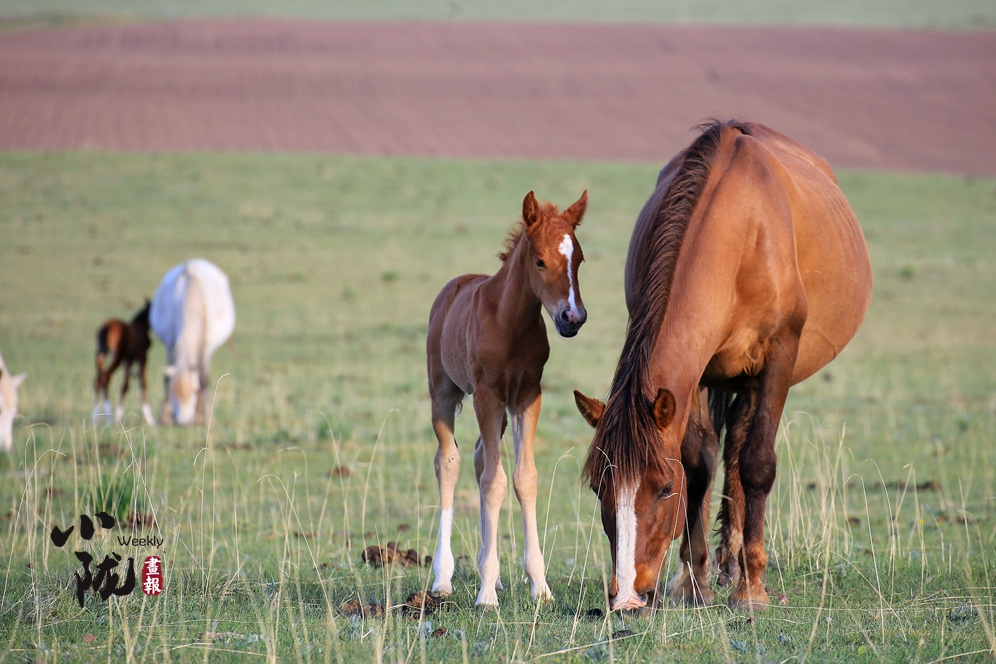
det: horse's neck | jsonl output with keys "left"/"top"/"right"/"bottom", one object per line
{"left": 485, "top": 235, "right": 541, "bottom": 331}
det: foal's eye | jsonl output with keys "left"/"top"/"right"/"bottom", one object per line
{"left": 535, "top": 259, "right": 546, "bottom": 269}
{"left": 658, "top": 483, "right": 674, "bottom": 499}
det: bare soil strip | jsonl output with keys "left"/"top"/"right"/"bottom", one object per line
{"left": 0, "top": 20, "right": 993, "bottom": 174}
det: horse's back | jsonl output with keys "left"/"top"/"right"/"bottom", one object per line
{"left": 743, "top": 125, "right": 873, "bottom": 383}
{"left": 186, "top": 259, "right": 236, "bottom": 358}
{"left": 151, "top": 259, "right": 235, "bottom": 363}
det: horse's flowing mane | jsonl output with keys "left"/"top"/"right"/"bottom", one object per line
{"left": 582, "top": 120, "right": 752, "bottom": 491}
{"left": 498, "top": 202, "right": 561, "bottom": 262}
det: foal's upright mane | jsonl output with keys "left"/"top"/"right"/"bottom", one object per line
{"left": 582, "top": 120, "right": 752, "bottom": 490}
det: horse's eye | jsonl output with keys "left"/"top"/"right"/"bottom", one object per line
{"left": 659, "top": 483, "right": 673, "bottom": 499}
{"left": 535, "top": 259, "right": 546, "bottom": 269}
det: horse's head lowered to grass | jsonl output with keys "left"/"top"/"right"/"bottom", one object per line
{"left": 163, "top": 364, "right": 200, "bottom": 426}
{"left": 574, "top": 387, "right": 686, "bottom": 611}
{"left": 504, "top": 190, "right": 589, "bottom": 338}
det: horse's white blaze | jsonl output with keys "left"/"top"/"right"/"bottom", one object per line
{"left": 558, "top": 233, "right": 579, "bottom": 316}
{"left": 614, "top": 481, "right": 639, "bottom": 605}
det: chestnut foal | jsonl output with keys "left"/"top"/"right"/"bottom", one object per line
{"left": 427, "top": 190, "right": 588, "bottom": 607}
{"left": 93, "top": 300, "right": 155, "bottom": 426}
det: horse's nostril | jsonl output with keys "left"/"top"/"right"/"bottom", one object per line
{"left": 560, "top": 310, "right": 571, "bottom": 323}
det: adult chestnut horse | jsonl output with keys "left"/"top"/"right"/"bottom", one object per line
{"left": 427, "top": 190, "right": 588, "bottom": 607}
{"left": 574, "top": 121, "right": 871, "bottom": 612}
{"left": 92, "top": 300, "right": 155, "bottom": 426}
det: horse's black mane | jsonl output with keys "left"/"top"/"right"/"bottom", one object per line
{"left": 581, "top": 120, "right": 752, "bottom": 491}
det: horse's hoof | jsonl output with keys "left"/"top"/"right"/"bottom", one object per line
{"left": 531, "top": 584, "right": 553, "bottom": 602}
{"left": 432, "top": 582, "right": 453, "bottom": 596}
{"left": 475, "top": 589, "right": 499, "bottom": 608}
{"left": 728, "top": 587, "right": 770, "bottom": 612}
{"left": 671, "top": 584, "right": 714, "bottom": 607}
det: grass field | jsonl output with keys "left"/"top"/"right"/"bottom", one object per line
{"left": 0, "top": 151, "right": 995, "bottom": 662}
{"left": 1, "top": 0, "right": 996, "bottom": 29}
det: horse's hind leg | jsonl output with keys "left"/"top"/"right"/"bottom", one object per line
{"left": 116, "top": 360, "right": 132, "bottom": 421}
{"left": 472, "top": 387, "right": 507, "bottom": 607}
{"left": 474, "top": 415, "right": 507, "bottom": 592}
{"left": 510, "top": 386, "right": 552, "bottom": 600}
{"left": 669, "top": 388, "right": 718, "bottom": 606}
{"left": 99, "top": 352, "right": 123, "bottom": 425}
{"left": 430, "top": 380, "right": 464, "bottom": 595}
{"left": 714, "top": 393, "right": 754, "bottom": 589}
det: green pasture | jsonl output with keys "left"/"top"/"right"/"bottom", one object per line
{"left": 0, "top": 151, "right": 994, "bottom": 662}
{"left": 1, "top": 0, "right": 996, "bottom": 29}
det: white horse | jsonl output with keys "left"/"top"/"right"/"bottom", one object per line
{"left": 150, "top": 259, "right": 235, "bottom": 425}
{"left": 0, "top": 349, "right": 27, "bottom": 452}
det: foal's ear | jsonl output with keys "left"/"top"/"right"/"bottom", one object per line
{"left": 563, "top": 190, "right": 588, "bottom": 228}
{"left": 10, "top": 372, "right": 27, "bottom": 389}
{"left": 652, "top": 388, "right": 676, "bottom": 430}
{"left": 522, "top": 191, "right": 540, "bottom": 228}
{"left": 574, "top": 390, "right": 604, "bottom": 428}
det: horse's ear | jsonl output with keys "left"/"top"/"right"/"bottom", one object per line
{"left": 652, "top": 388, "right": 676, "bottom": 430}
{"left": 522, "top": 191, "right": 540, "bottom": 228}
{"left": 563, "top": 190, "right": 588, "bottom": 228}
{"left": 11, "top": 372, "right": 26, "bottom": 389}
{"left": 574, "top": 390, "right": 604, "bottom": 428}
{"left": 163, "top": 366, "right": 176, "bottom": 378}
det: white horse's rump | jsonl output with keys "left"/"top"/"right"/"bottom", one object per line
{"left": 150, "top": 259, "right": 235, "bottom": 425}
{"left": 0, "top": 349, "right": 27, "bottom": 451}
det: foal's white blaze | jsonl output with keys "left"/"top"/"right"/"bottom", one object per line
{"left": 613, "top": 481, "right": 641, "bottom": 609}
{"left": 558, "top": 233, "right": 579, "bottom": 317}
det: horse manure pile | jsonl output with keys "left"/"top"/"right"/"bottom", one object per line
{"left": 361, "top": 541, "right": 430, "bottom": 567}
{"left": 339, "top": 601, "right": 383, "bottom": 619}
{"left": 401, "top": 591, "right": 454, "bottom": 620}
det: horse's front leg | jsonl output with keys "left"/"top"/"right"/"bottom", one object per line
{"left": 669, "top": 388, "right": 718, "bottom": 606}
{"left": 473, "top": 387, "right": 507, "bottom": 607}
{"left": 730, "top": 333, "right": 799, "bottom": 611}
{"left": 510, "top": 386, "right": 553, "bottom": 601}
{"left": 714, "top": 392, "right": 753, "bottom": 589}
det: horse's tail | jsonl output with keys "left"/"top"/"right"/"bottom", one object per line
{"left": 708, "top": 388, "right": 735, "bottom": 443}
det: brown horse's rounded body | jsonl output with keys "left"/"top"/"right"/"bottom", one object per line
{"left": 576, "top": 121, "right": 872, "bottom": 612}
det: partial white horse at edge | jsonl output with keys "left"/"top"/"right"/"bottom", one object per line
{"left": 150, "top": 259, "right": 235, "bottom": 425}
{"left": 0, "top": 349, "right": 27, "bottom": 452}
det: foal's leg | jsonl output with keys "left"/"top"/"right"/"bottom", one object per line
{"left": 730, "top": 334, "right": 800, "bottom": 611}
{"left": 670, "top": 388, "right": 718, "bottom": 606}
{"left": 139, "top": 359, "right": 155, "bottom": 426}
{"left": 714, "top": 393, "right": 753, "bottom": 588}
{"left": 474, "top": 435, "right": 504, "bottom": 592}
{"left": 473, "top": 388, "right": 507, "bottom": 607}
{"left": 430, "top": 381, "right": 463, "bottom": 595}
{"left": 99, "top": 353, "right": 123, "bottom": 425}
{"left": 510, "top": 386, "right": 553, "bottom": 601}
{"left": 116, "top": 360, "right": 132, "bottom": 421}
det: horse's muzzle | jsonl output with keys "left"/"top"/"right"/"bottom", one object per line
{"left": 555, "top": 306, "right": 587, "bottom": 338}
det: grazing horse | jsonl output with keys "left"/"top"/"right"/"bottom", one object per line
{"left": 0, "top": 349, "right": 27, "bottom": 452}
{"left": 427, "top": 190, "right": 589, "bottom": 607}
{"left": 150, "top": 259, "right": 235, "bottom": 425}
{"left": 573, "top": 121, "right": 872, "bottom": 612}
{"left": 92, "top": 300, "right": 155, "bottom": 426}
